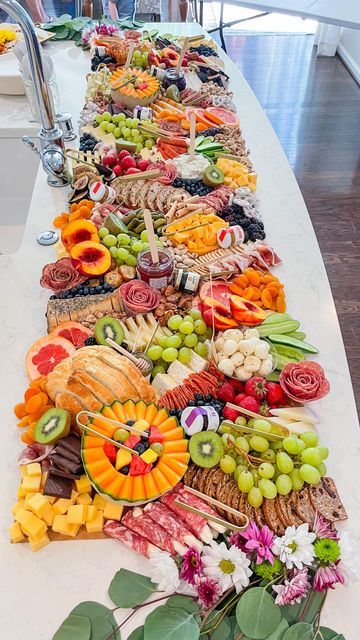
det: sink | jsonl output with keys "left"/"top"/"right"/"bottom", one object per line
{"left": 0, "top": 135, "right": 39, "bottom": 254}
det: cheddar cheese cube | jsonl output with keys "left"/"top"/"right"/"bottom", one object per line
{"left": 71, "top": 490, "right": 79, "bottom": 503}
{"left": 76, "top": 493, "right": 92, "bottom": 506}
{"left": 26, "top": 462, "right": 42, "bottom": 477}
{"left": 67, "top": 504, "right": 88, "bottom": 525}
{"left": 12, "top": 501, "right": 25, "bottom": 517}
{"left": 9, "top": 521, "right": 26, "bottom": 543}
{"left": 41, "top": 504, "right": 55, "bottom": 527}
{"left": 24, "top": 493, "right": 38, "bottom": 508}
{"left": 22, "top": 475, "right": 41, "bottom": 493}
{"left": 28, "top": 532, "right": 50, "bottom": 552}
{"left": 86, "top": 505, "right": 96, "bottom": 522}
{"left": 15, "top": 508, "right": 32, "bottom": 525}
{"left": 52, "top": 515, "right": 80, "bottom": 538}
{"left": 93, "top": 494, "right": 106, "bottom": 510}
{"left": 52, "top": 498, "right": 72, "bottom": 515}
{"left": 85, "top": 510, "right": 104, "bottom": 534}
{"left": 103, "top": 502, "right": 123, "bottom": 521}
{"left": 75, "top": 475, "right": 92, "bottom": 494}
{"left": 20, "top": 512, "right": 47, "bottom": 539}
{"left": 20, "top": 466, "right": 28, "bottom": 478}
{"left": 26, "top": 493, "right": 49, "bottom": 518}
{"left": 17, "top": 484, "right": 27, "bottom": 499}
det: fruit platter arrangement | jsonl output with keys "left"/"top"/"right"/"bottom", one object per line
{"left": 9, "top": 25, "right": 357, "bottom": 640}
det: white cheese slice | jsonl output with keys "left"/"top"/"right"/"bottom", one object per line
{"left": 187, "top": 351, "right": 208, "bottom": 373}
{"left": 152, "top": 373, "right": 177, "bottom": 396}
{"left": 167, "top": 360, "right": 192, "bottom": 384}
{"left": 288, "top": 421, "right": 317, "bottom": 435}
{"left": 267, "top": 417, "right": 292, "bottom": 428}
{"left": 269, "top": 406, "right": 318, "bottom": 424}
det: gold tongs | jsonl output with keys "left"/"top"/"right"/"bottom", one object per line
{"left": 76, "top": 410, "right": 148, "bottom": 457}
{"left": 175, "top": 485, "right": 249, "bottom": 532}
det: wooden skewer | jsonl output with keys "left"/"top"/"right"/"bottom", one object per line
{"left": 188, "top": 110, "right": 196, "bottom": 161}
{"left": 164, "top": 221, "right": 210, "bottom": 237}
{"left": 225, "top": 402, "right": 290, "bottom": 436}
{"left": 175, "top": 36, "right": 190, "bottom": 73}
{"left": 77, "top": 410, "right": 148, "bottom": 437}
{"left": 143, "top": 208, "right": 159, "bottom": 264}
{"left": 145, "top": 321, "right": 159, "bottom": 353}
{"left": 186, "top": 34, "right": 205, "bottom": 43}
{"left": 125, "top": 41, "right": 135, "bottom": 68}
{"left": 116, "top": 169, "right": 161, "bottom": 182}
{"left": 66, "top": 152, "right": 95, "bottom": 168}
{"left": 131, "top": 321, "right": 143, "bottom": 355}
{"left": 76, "top": 414, "right": 141, "bottom": 454}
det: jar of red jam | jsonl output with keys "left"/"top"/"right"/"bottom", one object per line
{"left": 136, "top": 249, "right": 174, "bottom": 289}
{"left": 162, "top": 69, "right": 186, "bottom": 92}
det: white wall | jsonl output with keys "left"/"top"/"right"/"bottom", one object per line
{"left": 337, "top": 28, "right": 360, "bottom": 85}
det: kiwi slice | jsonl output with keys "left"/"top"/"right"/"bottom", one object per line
{"left": 95, "top": 316, "right": 125, "bottom": 346}
{"left": 189, "top": 431, "right": 224, "bottom": 468}
{"left": 203, "top": 165, "right": 224, "bottom": 187}
{"left": 166, "top": 84, "right": 180, "bottom": 102}
{"left": 35, "top": 408, "right": 71, "bottom": 445}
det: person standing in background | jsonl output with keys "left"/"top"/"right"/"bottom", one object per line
{"left": 103, "top": 0, "right": 135, "bottom": 19}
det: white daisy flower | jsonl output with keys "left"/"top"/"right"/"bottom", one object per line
{"left": 148, "top": 549, "right": 180, "bottom": 592}
{"left": 338, "top": 530, "right": 360, "bottom": 585}
{"left": 202, "top": 541, "right": 252, "bottom": 594}
{"left": 272, "top": 523, "right": 316, "bottom": 570}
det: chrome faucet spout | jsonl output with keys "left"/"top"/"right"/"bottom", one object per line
{"left": 0, "top": 0, "right": 70, "bottom": 186}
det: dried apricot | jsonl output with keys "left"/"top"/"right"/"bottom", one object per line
{"left": 14, "top": 403, "right": 27, "bottom": 419}
{"left": 78, "top": 199, "right": 94, "bottom": 209}
{"left": 17, "top": 416, "right": 30, "bottom": 427}
{"left": 233, "top": 274, "right": 249, "bottom": 288}
{"left": 266, "top": 286, "right": 280, "bottom": 298}
{"left": 25, "top": 394, "right": 43, "bottom": 414}
{"left": 261, "top": 289, "right": 273, "bottom": 309}
{"left": 246, "top": 270, "right": 261, "bottom": 286}
{"left": 242, "top": 286, "right": 255, "bottom": 300}
{"left": 53, "top": 215, "right": 67, "bottom": 228}
{"left": 251, "top": 288, "right": 261, "bottom": 301}
{"left": 262, "top": 274, "right": 276, "bottom": 284}
{"left": 276, "top": 297, "right": 287, "bottom": 312}
{"left": 21, "top": 430, "right": 35, "bottom": 444}
{"left": 69, "top": 210, "right": 81, "bottom": 222}
{"left": 70, "top": 203, "right": 79, "bottom": 213}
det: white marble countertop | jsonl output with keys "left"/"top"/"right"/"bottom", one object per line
{"left": 0, "top": 23, "right": 359, "bottom": 639}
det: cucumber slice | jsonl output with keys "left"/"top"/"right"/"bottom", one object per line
{"left": 195, "top": 135, "right": 205, "bottom": 148}
{"left": 268, "top": 334, "right": 319, "bottom": 354}
{"left": 262, "top": 313, "right": 292, "bottom": 324}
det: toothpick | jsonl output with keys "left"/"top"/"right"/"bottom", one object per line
{"left": 189, "top": 110, "right": 196, "bottom": 161}
{"left": 145, "top": 321, "right": 159, "bottom": 353}
{"left": 143, "top": 208, "right": 159, "bottom": 264}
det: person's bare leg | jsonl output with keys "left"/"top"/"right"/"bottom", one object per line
{"left": 179, "top": 0, "right": 188, "bottom": 21}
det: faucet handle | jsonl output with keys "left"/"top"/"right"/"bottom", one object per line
{"left": 22, "top": 135, "right": 42, "bottom": 157}
{"left": 22, "top": 135, "right": 70, "bottom": 188}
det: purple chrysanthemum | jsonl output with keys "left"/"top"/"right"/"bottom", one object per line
{"left": 180, "top": 547, "right": 203, "bottom": 585}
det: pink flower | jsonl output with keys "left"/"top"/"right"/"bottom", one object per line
{"left": 313, "top": 563, "right": 345, "bottom": 592}
{"left": 312, "top": 513, "right": 338, "bottom": 540}
{"left": 195, "top": 575, "right": 222, "bottom": 609}
{"left": 273, "top": 568, "right": 310, "bottom": 606}
{"left": 234, "top": 522, "right": 275, "bottom": 564}
{"left": 180, "top": 547, "right": 203, "bottom": 585}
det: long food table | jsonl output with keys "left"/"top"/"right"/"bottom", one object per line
{"left": 0, "top": 21, "right": 359, "bottom": 639}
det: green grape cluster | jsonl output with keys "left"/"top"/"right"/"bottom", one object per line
{"left": 95, "top": 112, "right": 154, "bottom": 152}
{"left": 99, "top": 227, "right": 162, "bottom": 267}
{"left": 147, "top": 310, "right": 212, "bottom": 378}
{"left": 218, "top": 418, "right": 329, "bottom": 507}
{"left": 131, "top": 49, "right": 149, "bottom": 69}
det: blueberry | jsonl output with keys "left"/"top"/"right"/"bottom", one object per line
{"left": 196, "top": 400, "right": 204, "bottom": 407}
{"left": 120, "top": 465, "right": 129, "bottom": 475}
{"left": 169, "top": 409, "right": 177, "bottom": 416}
{"left": 205, "top": 394, "right": 212, "bottom": 402}
{"left": 195, "top": 393, "right": 203, "bottom": 401}
{"left": 133, "top": 443, "right": 146, "bottom": 454}
{"left": 95, "top": 285, "right": 102, "bottom": 293}
{"left": 49, "top": 294, "right": 56, "bottom": 300}
{"left": 104, "top": 283, "right": 111, "bottom": 291}
{"left": 83, "top": 287, "right": 89, "bottom": 295}
{"left": 126, "top": 420, "right": 135, "bottom": 426}
{"left": 89, "top": 287, "right": 95, "bottom": 295}
{"left": 188, "top": 400, "right": 195, "bottom": 406}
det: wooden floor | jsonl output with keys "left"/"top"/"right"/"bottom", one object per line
{"left": 218, "top": 33, "right": 360, "bottom": 413}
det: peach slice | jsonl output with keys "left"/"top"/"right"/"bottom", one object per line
{"left": 62, "top": 220, "right": 99, "bottom": 251}
{"left": 201, "top": 297, "right": 238, "bottom": 331}
{"left": 71, "top": 241, "right": 111, "bottom": 276}
{"left": 230, "top": 295, "right": 267, "bottom": 326}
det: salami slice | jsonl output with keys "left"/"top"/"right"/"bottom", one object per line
{"left": 160, "top": 490, "right": 213, "bottom": 543}
{"left": 175, "top": 484, "right": 227, "bottom": 534}
{"left": 279, "top": 361, "right": 330, "bottom": 403}
{"left": 40, "top": 258, "right": 87, "bottom": 293}
{"left": 119, "top": 281, "right": 161, "bottom": 315}
{"left": 104, "top": 521, "right": 158, "bottom": 558}
{"left": 122, "top": 508, "right": 175, "bottom": 555}
{"left": 144, "top": 502, "right": 202, "bottom": 551}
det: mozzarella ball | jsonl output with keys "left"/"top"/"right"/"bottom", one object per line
{"left": 223, "top": 339, "right": 239, "bottom": 356}
{"left": 244, "top": 328, "right": 259, "bottom": 339}
{"left": 243, "top": 355, "right": 262, "bottom": 372}
{"left": 230, "top": 352, "right": 245, "bottom": 367}
{"left": 235, "top": 366, "right": 253, "bottom": 381}
{"left": 223, "top": 329, "right": 244, "bottom": 341}
{"left": 254, "top": 341, "right": 270, "bottom": 360}
{"left": 215, "top": 337, "right": 225, "bottom": 352}
{"left": 218, "top": 358, "right": 235, "bottom": 377}
{"left": 238, "top": 337, "right": 259, "bottom": 356}
{"left": 257, "top": 356, "right": 273, "bottom": 376}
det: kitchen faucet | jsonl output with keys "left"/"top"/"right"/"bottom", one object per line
{"left": 0, "top": 0, "right": 70, "bottom": 186}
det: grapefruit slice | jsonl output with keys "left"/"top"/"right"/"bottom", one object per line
{"left": 206, "top": 107, "right": 239, "bottom": 126}
{"left": 26, "top": 335, "right": 76, "bottom": 380}
{"left": 51, "top": 321, "right": 92, "bottom": 348}
{"left": 199, "top": 281, "right": 232, "bottom": 308}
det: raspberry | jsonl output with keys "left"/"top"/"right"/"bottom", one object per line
{"left": 222, "top": 406, "right": 240, "bottom": 422}
{"left": 216, "top": 382, "right": 236, "bottom": 403}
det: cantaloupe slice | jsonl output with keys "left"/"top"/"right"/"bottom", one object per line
{"left": 156, "top": 416, "right": 178, "bottom": 433}
{"left": 119, "top": 475, "right": 133, "bottom": 502}
{"left": 82, "top": 435, "right": 105, "bottom": 448}
{"left": 163, "top": 427, "right": 184, "bottom": 441}
{"left": 157, "top": 461, "right": 181, "bottom": 486}
{"left": 166, "top": 452, "right": 190, "bottom": 465}
{"left": 123, "top": 399, "right": 136, "bottom": 421}
{"left": 151, "top": 467, "right": 172, "bottom": 495}
{"left": 161, "top": 454, "right": 188, "bottom": 477}
{"left": 100, "top": 405, "right": 118, "bottom": 421}
{"left": 82, "top": 446, "right": 105, "bottom": 464}
{"left": 95, "top": 467, "right": 118, "bottom": 489}
{"left": 111, "top": 400, "right": 127, "bottom": 423}
{"left": 132, "top": 475, "right": 146, "bottom": 503}
{"left": 163, "top": 440, "right": 188, "bottom": 454}
{"left": 86, "top": 458, "right": 113, "bottom": 477}
{"left": 143, "top": 472, "right": 158, "bottom": 500}
{"left": 152, "top": 408, "right": 169, "bottom": 427}
{"left": 145, "top": 403, "right": 158, "bottom": 424}
{"left": 104, "top": 475, "right": 126, "bottom": 499}
{"left": 135, "top": 400, "right": 147, "bottom": 420}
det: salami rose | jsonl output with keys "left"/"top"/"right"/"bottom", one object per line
{"left": 40, "top": 258, "right": 87, "bottom": 292}
{"left": 119, "top": 281, "right": 161, "bottom": 315}
{"left": 279, "top": 361, "right": 330, "bottom": 403}
{"left": 149, "top": 161, "right": 177, "bottom": 185}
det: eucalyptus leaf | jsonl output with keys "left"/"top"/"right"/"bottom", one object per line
{"left": 90, "top": 616, "right": 114, "bottom": 640}
{"left": 236, "top": 588, "right": 282, "bottom": 639}
{"left": 71, "top": 17, "right": 92, "bottom": 30}
{"left": 108, "top": 570, "right": 156, "bottom": 608}
{"left": 319, "top": 628, "right": 345, "bottom": 640}
{"left": 165, "top": 596, "right": 199, "bottom": 615}
{"left": 70, "top": 602, "right": 119, "bottom": 640}
{"left": 119, "top": 21, "right": 137, "bottom": 29}
{"left": 281, "top": 590, "right": 326, "bottom": 626}
{"left": 132, "top": 20, "right": 146, "bottom": 27}
{"left": 45, "top": 14, "right": 72, "bottom": 27}
{"left": 229, "top": 615, "right": 241, "bottom": 636}
{"left": 282, "top": 622, "right": 313, "bottom": 640}
{"left": 209, "top": 615, "right": 232, "bottom": 640}
{"left": 202, "top": 610, "right": 222, "bottom": 633}
{"left": 52, "top": 614, "right": 91, "bottom": 640}
{"left": 66, "top": 30, "right": 76, "bottom": 40}
{"left": 144, "top": 605, "right": 200, "bottom": 640}
{"left": 128, "top": 627, "right": 144, "bottom": 640}
{"left": 263, "top": 618, "right": 289, "bottom": 640}
{"left": 53, "top": 28, "right": 70, "bottom": 40}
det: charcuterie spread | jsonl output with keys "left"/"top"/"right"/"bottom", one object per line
{"left": 9, "top": 22, "right": 358, "bottom": 640}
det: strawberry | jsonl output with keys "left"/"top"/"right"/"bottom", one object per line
{"left": 258, "top": 402, "right": 271, "bottom": 416}
{"left": 236, "top": 396, "right": 260, "bottom": 413}
{"left": 222, "top": 406, "right": 240, "bottom": 422}
{"left": 265, "top": 382, "right": 285, "bottom": 404}
{"left": 234, "top": 392, "right": 247, "bottom": 405}
{"left": 229, "top": 380, "right": 244, "bottom": 395}
{"left": 103, "top": 442, "right": 117, "bottom": 463}
{"left": 244, "top": 376, "right": 268, "bottom": 399}
{"left": 216, "top": 382, "right": 236, "bottom": 403}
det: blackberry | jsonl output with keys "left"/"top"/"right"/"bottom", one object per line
{"left": 190, "top": 45, "right": 219, "bottom": 58}
{"left": 84, "top": 336, "right": 97, "bottom": 346}
{"left": 49, "top": 294, "right": 56, "bottom": 300}
{"left": 196, "top": 127, "right": 219, "bottom": 137}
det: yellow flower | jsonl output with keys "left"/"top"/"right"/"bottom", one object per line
{"left": 0, "top": 29, "right": 17, "bottom": 47}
